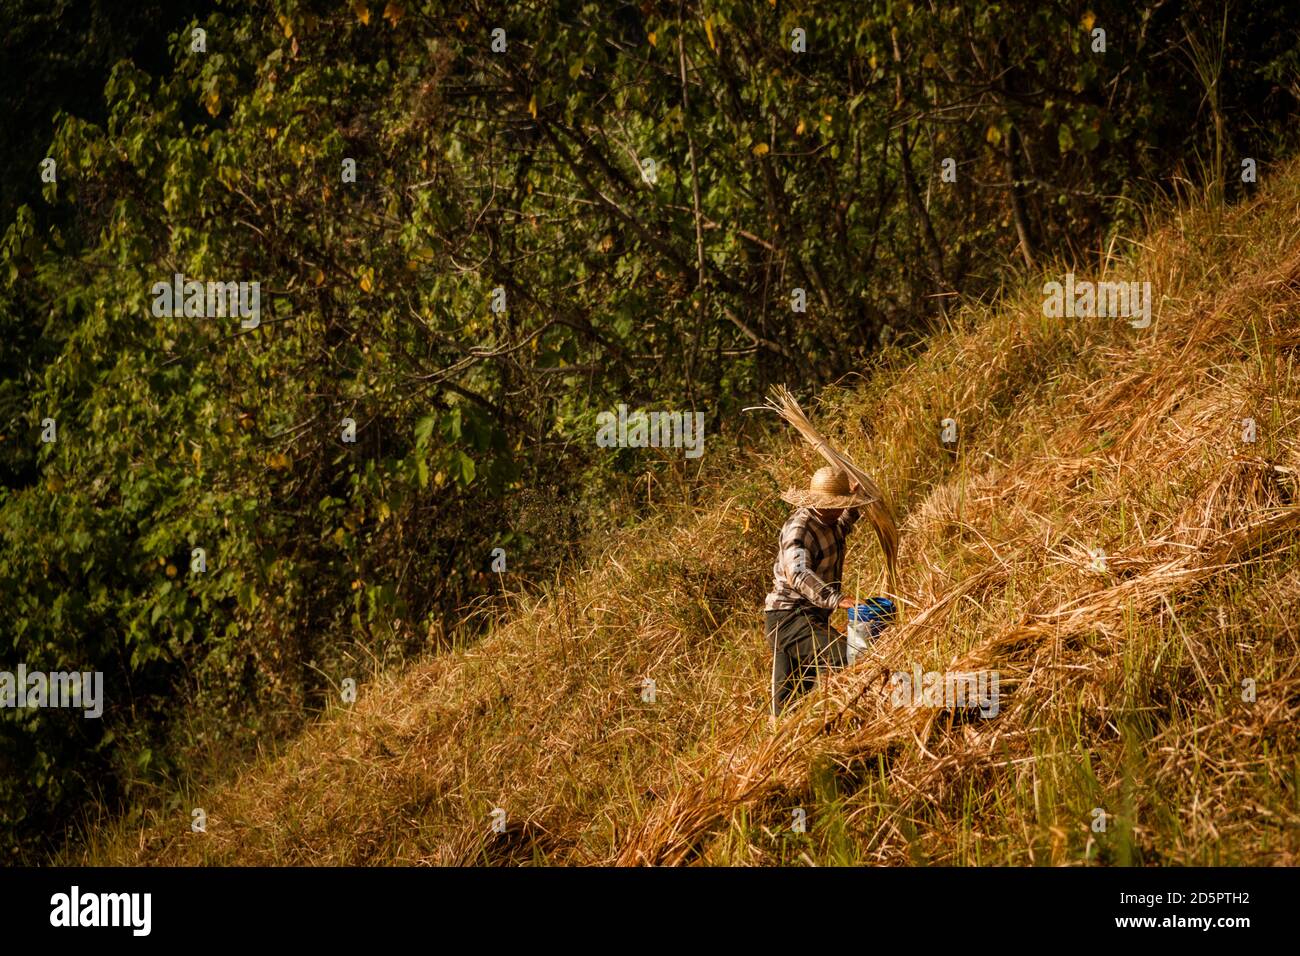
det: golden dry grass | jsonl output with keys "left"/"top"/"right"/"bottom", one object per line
{"left": 82, "top": 161, "right": 1300, "bottom": 866}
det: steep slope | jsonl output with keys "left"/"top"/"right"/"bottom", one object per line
{"left": 85, "top": 164, "right": 1300, "bottom": 866}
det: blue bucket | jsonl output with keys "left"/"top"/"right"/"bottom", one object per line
{"left": 845, "top": 597, "right": 895, "bottom": 663}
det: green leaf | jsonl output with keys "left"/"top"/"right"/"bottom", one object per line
{"left": 414, "top": 415, "right": 436, "bottom": 448}
{"left": 457, "top": 451, "right": 476, "bottom": 485}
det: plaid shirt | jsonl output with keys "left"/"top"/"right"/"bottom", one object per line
{"left": 764, "top": 507, "right": 861, "bottom": 612}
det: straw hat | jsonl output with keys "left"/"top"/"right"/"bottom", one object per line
{"left": 781, "top": 465, "right": 872, "bottom": 509}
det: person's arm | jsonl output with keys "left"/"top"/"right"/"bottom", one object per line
{"left": 779, "top": 521, "right": 841, "bottom": 610}
{"left": 839, "top": 478, "right": 866, "bottom": 532}
{"left": 838, "top": 506, "right": 861, "bottom": 533}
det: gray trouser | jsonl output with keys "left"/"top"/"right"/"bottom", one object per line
{"left": 764, "top": 608, "right": 846, "bottom": 717}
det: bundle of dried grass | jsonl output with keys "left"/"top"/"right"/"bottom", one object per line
{"left": 750, "top": 385, "right": 900, "bottom": 596}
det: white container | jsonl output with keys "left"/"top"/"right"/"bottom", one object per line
{"left": 846, "top": 620, "right": 872, "bottom": 665}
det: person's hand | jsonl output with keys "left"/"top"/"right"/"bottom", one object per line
{"left": 837, "top": 596, "right": 855, "bottom": 610}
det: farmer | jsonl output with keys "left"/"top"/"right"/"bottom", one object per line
{"left": 763, "top": 465, "right": 871, "bottom": 718}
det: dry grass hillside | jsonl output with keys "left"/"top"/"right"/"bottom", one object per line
{"left": 83, "top": 164, "right": 1300, "bottom": 866}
